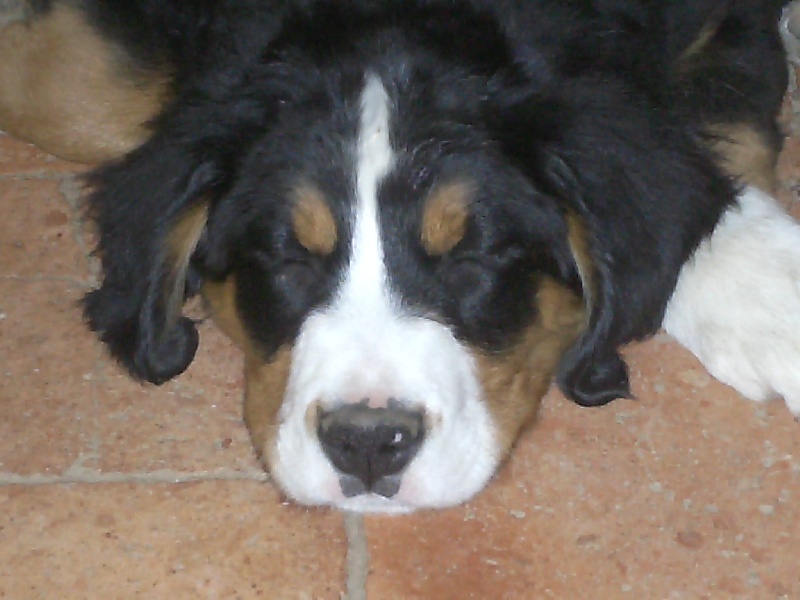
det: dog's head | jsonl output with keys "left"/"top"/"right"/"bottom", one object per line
{"left": 84, "top": 1, "right": 729, "bottom": 511}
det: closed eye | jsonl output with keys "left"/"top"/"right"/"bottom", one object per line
{"left": 245, "top": 246, "right": 330, "bottom": 306}
{"left": 249, "top": 240, "right": 321, "bottom": 269}
{"left": 444, "top": 240, "right": 527, "bottom": 270}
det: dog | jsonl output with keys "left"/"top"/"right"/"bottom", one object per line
{"left": 1, "top": 0, "right": 798, "bottom": 512}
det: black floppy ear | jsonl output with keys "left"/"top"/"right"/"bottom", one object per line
{"left": 83, "top": 135, "right": 220, "bottom": 384}
{"left": 557, "top": 200, "right": 632, "bottom": 407}
{"left": 543, "top": 155, "right": 634, "bottom": 407}
{"left": 487, "top": 80, "right": 729, "bottom": 406}
{"left": 83, "top": 55, "right": 281, "bottom": 384}
{"left": 558, "top": 196, "right": 635, "bottom": 406}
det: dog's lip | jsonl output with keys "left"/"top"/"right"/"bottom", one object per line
{"left": 339, "top": 474, "right": 403, "bottom": 498}
{"left": 331, "top": 491, "right": 417, "bottom": 514}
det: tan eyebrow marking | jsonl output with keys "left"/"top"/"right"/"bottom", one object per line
{"left": 421, "top": 179, "right": 474, "bottom": 255}
{"left": 291, "top": 183, "right": 338, "bottom": 255}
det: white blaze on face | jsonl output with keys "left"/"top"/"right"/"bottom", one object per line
{"left": 349, "top": 74, "right": 394, "bottom": 305}
{"left": 269, "top": 74, "right": 501, "bottom": 512}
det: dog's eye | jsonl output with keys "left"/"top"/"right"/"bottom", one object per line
{"left": 248, "top": 247, "right": 323, "bottom": 295}
{"left": 277, "top": 259, "right": 318, "bottom": 289}
{"left": 437, "top": 256, "right": 486, "bottom": 292}
{"left": 249, "top": 246, "right": 319, "bottom": 273}
{"left": 436, "top": 241, "right": 525, "bottom": 286}
{"left": 447, "top": 240, "right": 525, "bottom": 269}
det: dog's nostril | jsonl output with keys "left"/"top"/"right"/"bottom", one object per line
{"left": 317, "top": 402, "right": 425, "bottom": 497}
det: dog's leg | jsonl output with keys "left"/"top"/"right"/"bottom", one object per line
{"left": 0, "top": 3, "right": 169, "bottom": 163}
{"left": 664, "top": 186, "right": 800, "bottom": 416}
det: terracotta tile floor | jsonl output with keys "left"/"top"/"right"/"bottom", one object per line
{"left": 2, "top": 93, "right": 800, "bottom": 600}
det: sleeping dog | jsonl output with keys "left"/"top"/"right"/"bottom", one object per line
{"left": 1, "top": 0, "right": 798, "bottom": 512}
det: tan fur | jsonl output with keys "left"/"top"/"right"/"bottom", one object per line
{"left": 292, "top": 184, "right": 338, "bottom": 255}
{"left": 165, "top": 202, "right": 209, "bottom": 326}
{"left": 705, "top": 123, "right": 779, "bottom": 193}
{"left": 0, "top": 4, "right": 169, "bottom": 163}
{"left": 201, "top": 276, "right": 292, "bottom": 467}
{"left": 421, "top": 179, "right": 473, "bottom": 255}
{"left": 243, "top": 349, "right": 293, "bottom": 466}
{"left": 202, "top": 276, "right": 257, "bottom": 358}
{"left": 566, "top": 212, "right": 595, "bottom": 310}
{"left": 675, "top": 22, "right": 720, "bottom": 73}
{"left": 475, "top": 277, "right": 586, "bottom": 454}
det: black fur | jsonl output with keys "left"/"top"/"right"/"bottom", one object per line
{"left": 80, "top": 0, "right": 788, "bottom": 405}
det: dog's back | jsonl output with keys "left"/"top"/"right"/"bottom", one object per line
{"left": 0, "top": 0, "right": 790, "bottom": 169}
{"left": 502, "top": 0, "right": 788, "bottom": 150}
{"left": 667, "top": 0, "right": 788, "bottom": 192}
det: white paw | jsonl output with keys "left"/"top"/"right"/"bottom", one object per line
{"left": 664, "top": 186, "right": 800, "bottom": 416}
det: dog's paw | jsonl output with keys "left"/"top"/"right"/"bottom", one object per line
{"left": 664, "top": 186, "right": 800, "bottom": 416}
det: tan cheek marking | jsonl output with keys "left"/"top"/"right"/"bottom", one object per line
{"left": 202, "top": 277, "right": 292, "bottom": 470}
{"left": 202, "top": 277, "right": 252, "bottom": 354}
{"left": 474, "top": 277, "right": 586, "bottom": 456}
{"left": 704, "top": 123, "right": 779, "bottom": 194}
{"left": 292, "top": 184, "right": 337, "bottom": 255}
{"left": 243, "top": 348, "right": 293, "bottom": 468}
{"left": 421, "top": 180, "right": 473, "bottom": 255}
{"left": 0, "top": 4, "right": 170, "bottom": 163}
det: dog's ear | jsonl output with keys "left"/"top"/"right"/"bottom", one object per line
{"left": 487, "top": 81, "right": 728, "bottom": 406}
{"left": 83, "top": 133, "right": 220, "bottom": 384}
{"left": 548, "top": 155, "right": 634, "bottom": 407}
{"left": 540, "top": 153, "right": 635, "bottom": 407}
{"left": 82, "top": 61, "right": 282, "bottom": 383}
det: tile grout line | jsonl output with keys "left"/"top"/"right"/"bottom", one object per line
{"left": 0, "top": 170, "right": 86, "bottom": 181}
{"left": 0, "top": 274, "right": 92, "bottom": 285}
{"left": 0, "top": 470, "right": 269, "bottom": 485}
{"left": 58, "top": 174, "right": 99, "bottom": 276}
{"left": 87, "top": 343, "right": 107, "bottom": 475}
{"left": 344, "top": 512, "right": 369, "bottom": 600}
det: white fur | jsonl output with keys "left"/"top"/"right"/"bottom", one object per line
{"left": 269, "top": 75, "right": 501, "bottom": 512}
{"left": 664, "top": 186, "right": 800, "bottom": 415}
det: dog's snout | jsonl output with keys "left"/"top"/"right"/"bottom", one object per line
{"left": 317, "top": 401, "right": 425, "bottom": 498}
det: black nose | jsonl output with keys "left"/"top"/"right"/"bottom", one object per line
{"left": 317, "top": 401, "right": 425, "bottom": 498}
